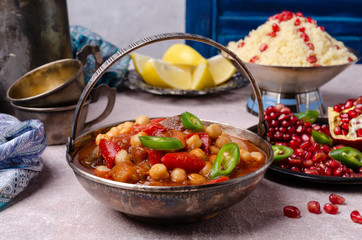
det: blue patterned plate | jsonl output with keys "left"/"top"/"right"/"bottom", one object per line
{"left": 122, "top": 70, "right": 249, "bottom": 96}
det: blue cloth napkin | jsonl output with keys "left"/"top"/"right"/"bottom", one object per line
{"left": 70, "top": 25, "right": 130, "bottom": 87}
{"left": 0, "top": 114, "right": 47, "bottom": 210}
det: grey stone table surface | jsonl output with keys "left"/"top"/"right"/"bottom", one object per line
{"left": 1, "top": 65, "right": 362, "bottom": 239}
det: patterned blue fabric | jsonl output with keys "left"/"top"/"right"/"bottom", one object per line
{"left": 70, "top": 25, "right": 130, "bottom": 87}
{"left": 0, "top": 114, "right": 47, "bottom": 210}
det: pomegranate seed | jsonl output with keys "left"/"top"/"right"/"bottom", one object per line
{"left": 250, "top": 56, "right": 259, "bottom": 63}
{"left": 348, "top": 57, "right": 353, "bottom": 62}
{"left": 296, "top": 125, "right": 306, "bottom": 134}
{"left": 288, "top": 157, "right": 302, "bottom": 166}
{"left": 272, "top": 23, "right": 280, "bottom": 32}
{"left": 351, "top": 210, "right": 362, "bottom": 224}
{"left": 299, "top": 141, "right": 310, "bottom": 149}
{"left": 275, "top": 103, "right": 284, "bottom": 112}
{"left": 348, "top": 110, "right": 358, "bottom": 118}
{"left": 296, "top": 12, "right": 304, "bottom": 17}
{"left": 287, "top": 126, "right": 296, "bottom": 133}
{"left": 278, "top": 113, "right": 288, "bottom": 121}
{"left": 320, "top": 145, "right": 331, "bottom": 153}
{"left": 334, "top": 126, "right": 342, "bottom": 135}
{"left": 333, "top": 104, "right": 342, "bottom": 112}
{"left": 279, "top": 127, "right": 287, "bottom": 133}
{"left": 283, "top": 133, "right": 291, "bottom": 141}
{"left": 304, "top": 151, "right": 312, "bottom": 160}
{"left": 324, "top": 203, "right": 338, "bottom": 214}
{"left": 341, "top": 123, "right": 349, "bottom": 130}
{"left": 301, "top": 134, "right": 311, "bottom": 142}
{"left": 304, "top": 168, "right": 319, "bottom": 175}
{"left": 357, "top": 129, "right": 362, "bottom": 137}
{"left": 303, "top": 159, "right": 314, "bottom": 168}
{"left": 344, "top": 99, "right": 354, "bottom": 109}
{"left": 334, "top": 167, "right": 345, "bottom": 176}
{"left": 281, "top": 120, "right": 290, "bottom": 128}
{"left": 324, "top": 167, "right": 333, "bottom": 176}
{"left": 312, "top": 150, "right": 327, "bottom": 162}
{"left": 312, "top": 124, "right": 321, "bottom": 131}
{"left": 289, "top": 139, "right": 300, "bottom": 149}
{"left": 354, "top": 96, "right": 362, "bottom": 105}
{"left": 307, "top": 56, "right": 317, "bottom": 63}
{"left": 321, "top": 124, "right": 330, "bottom": 135}
{"left": 294, "top": 18, "right": 301, "bottom": 26}
{"left": 335, "top": 45, "right": 340, "bottom": 50}
{"left": 267, "top": 32, "right": 277, "bottom": 37}
{"left": 325, "top": 159, "right": 342, "bottom": 169}
{"left": 301, "top": 32, "right": 309, "bottom": 42}
{"left": 280, "top": 107, "right": 291, "bottom": 114}
{"left": 265, "top": 106, "right": 275, "bottom": 114}
{"left": 237, "top": 42, "right": 245, "bottom": 48}
{"left": 298, "top": 27, "right": 305, "bottom": 32}
{"left": 260, "top": 43, "right": 268, "bottom": 52}
{"left": 329, "top": 194, "right": 345, "bottom": 205}
{"left": 319, "top": 26, "right": 325, "bottom": 31}
{"left": 307, "top": 201, "right": 321, "bottom": 214}
{"left": 283, "top": 206, "right": 301, "bottom": 218}
{"left": 341, "top": 117, "right": 350, "bottom": 123}
{"left": 306, "top": 43, "right": 315, "bottom": 50}
{"left": 341, "top": 129, "right": 348, "bottom": 136}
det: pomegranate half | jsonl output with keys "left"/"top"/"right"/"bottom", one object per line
{"left": 328, "top": 97, "right": 362, "bottom": 151}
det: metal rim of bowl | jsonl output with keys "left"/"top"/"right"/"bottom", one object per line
{"left": 10, "top": 98, "right": 91, "bottom": 112}
{"left": 7, "top": 58, "right": 83, "bottom": 102}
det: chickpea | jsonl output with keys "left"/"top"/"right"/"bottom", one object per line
{"left": 135, "top": 115, "right": 150, "bottom": 125}
{"left": 106, "top": 127, "right": 120, "bottom": 138}
{"left": 170, "top": 168, "right": 187, "bottom": 182}
{"left": 208, "top": 154, "right": 217, "bottom": 164}
{"left": 240, "top": 149, "right": 252, "bottom": 163}
{"left": 200, "top": 161, "right": 212, "bottom": 177}
{"left": 115, "top": 149, "right": 131, "bottom": 165}
{"left": 206, "top": 124, "right": 222, "bottom": 139}
{"left": 215, "top": 133, "right": 231, "bottom": 149}
{"left": 188, "top": 173, "right": 206, "bottom": 185}
{"left": 189, "top": 148, "right": 208, "bottom": 161}
{"left": 209, "top": 145, "right": 220, "bottom": 155}
{"left": 149, "top": 164, "right": 169, "bottom": 180}
{"left": 130, "top": 132, "right": 147, "bottom": 146}
{"left": 117, "top": 121, "right": 134, "bottom": 134}
{"left": 186, "top": 134, "right": 203, "bottom": 150}
{"left": 95, "top": 134, "right": 110, "bottom": 145}
{"left": 251, "top": 152, "right": 264, "bottom": 163}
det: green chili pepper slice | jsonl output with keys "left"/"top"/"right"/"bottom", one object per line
{"left": 272, "top": 145, "right": 293, "bottom": 162}
{"left": 181, "top": 111, "right": 203, "bottom": 131}
{"left": 210, "top": 143, "right": 240, "bottom": 179}
{"left": 312, "top": 130, "right": 333, "bottom": 146}
{"left": 296, "top": 110, "right": 319, "bottom": 123}
{"left": 139, "top": 136, "right": 184, "bottom": 150}
{"left": 329, "top": 147, "right": 362, "bottom": 170}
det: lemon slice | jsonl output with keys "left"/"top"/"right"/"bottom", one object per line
{"left": 131, "top": 52, "right": 151, "bottom": 77}
{"left": 162, "top": 44, "right": 207, "bottom": 66}
{"left": 207, "top": 55, "right": 236, "bottom": 85}
{"left": 142, "top": 59, "right": 192, "bottom": 89}
{"left": 191, "top": 63, "right": 215, "bottom": 90}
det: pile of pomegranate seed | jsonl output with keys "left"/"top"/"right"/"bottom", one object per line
{"left": 264, "top": 103, "right": 362, "bottom": 177}
{"left": 284, "top": 193, "right": 361, "bottom": 224}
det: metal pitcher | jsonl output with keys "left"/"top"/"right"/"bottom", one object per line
{"left": 0, "top": 0, "right": 72, "bottom": 113}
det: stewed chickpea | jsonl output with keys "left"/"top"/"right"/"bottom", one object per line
{"left": 215, "top": 133, "right": 231, "bottom": 149}
{"left": 189, "top": 148, "right": 208, "bottom": 161}
{"left": 135, "top": 115, "right": 150, "bottom": 125}
{"left": 206, "top": 124, "right": 222, "bottom": 139}
{"left": 186, "top": 134, "right": 203, "bottom": 150}
{"left": 149, "top": 164, "right": 169, "bottom": 180}
{"left": 188, "top": 173, "right": 206, "bottom": 185}
{"left": 115, "top": 149, "right": 131, "bottom": 164}
{"left": 170, "top": 168, "right": 187, "bottom": 182}
{"left": 200, "top": 161, "right": 212, "bottom": 176}
{"left": 130, "top": 132, "right": 147, "bottom": 146}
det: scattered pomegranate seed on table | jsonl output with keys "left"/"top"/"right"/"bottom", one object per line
{"left": 329, "top": 193, "right": 345, "bottom": 205}
{"left": 323, "top": 203, "right": 339, "bottom": 214}
{"left": 350, "top": 210, "right": 362, "bottom": 224}
{"left": 307, "top": 201, "right": 321, "bottom": 214}
{"left": 283, "top": 206, "right": 301, "bottom": 218}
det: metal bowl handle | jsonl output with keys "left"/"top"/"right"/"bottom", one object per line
{"left": 67, "top": 32, "right": 266, "bottom": 153}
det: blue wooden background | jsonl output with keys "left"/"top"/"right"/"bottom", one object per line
{"left": 186, "top": 0, "right": 362, "bottom": 63}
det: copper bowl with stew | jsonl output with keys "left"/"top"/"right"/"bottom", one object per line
{"left": 66, "top": 33, "right": 273, "bottom": 224}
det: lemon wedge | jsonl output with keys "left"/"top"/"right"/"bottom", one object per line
{"left": 191, "top": 63, "right": 215, "bottom": 90}
{"left": 131, "top": 52, "right": 151, "bottom": 77}
{"left": 142, "top": 59, "right": 192, "bottom": 89}
{"left": 207, "top": 55, "right": 236, "bottom": 85}
{"left": 162, "top": 44, "right": 207, "bottom": 66}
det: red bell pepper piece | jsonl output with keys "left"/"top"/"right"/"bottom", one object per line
{"left": 99, "top": 138, "right": 122, "bottom": 169}
{"left": 161, "top": 152, "right": 206, "bottom": 173}
{"left": 186, "top": 133, "right": 210, "bottom": 154}
{"left": 147, "top": 149, "right": 164, "bottom": 165}
{"left": 206, "top": 176, "right": 230, "bottom": 184}
{"left": 150, "top": 118, "right": 166, "bottom": 123}
{"left": 131, "top": 122, "right": 167, "bottom": 136}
